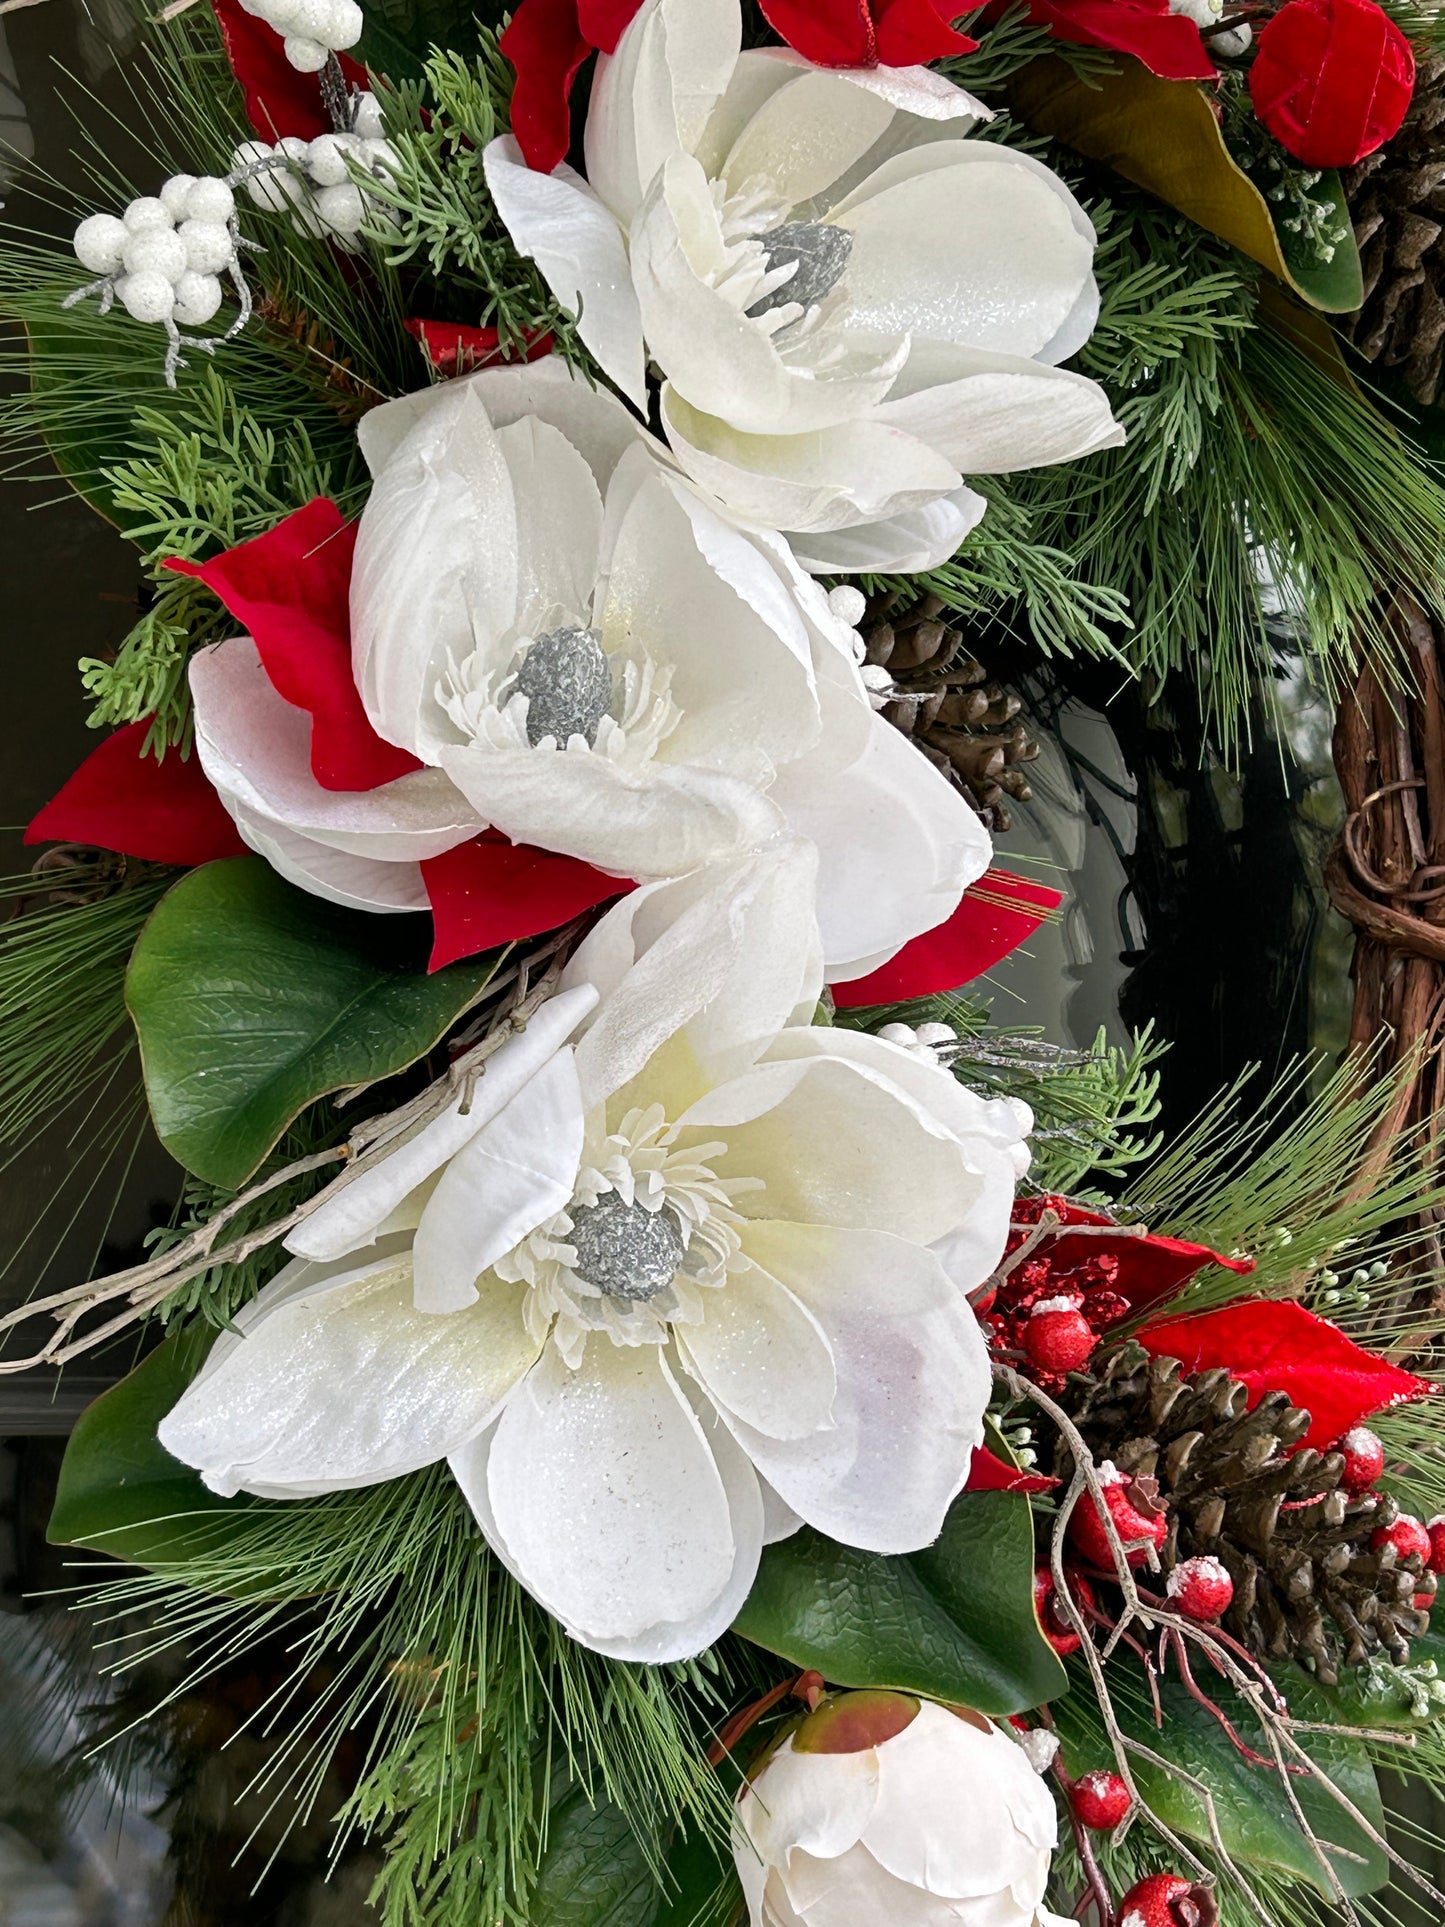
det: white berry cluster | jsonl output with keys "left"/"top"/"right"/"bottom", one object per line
{"left": 876, "top": 1019, "right": 959, "bottom": 1061}
{"left": 235, "top": 0, "right": 362, "bottom": 73}
{"left": 234, "top": 98, "right": 398, "bottom": 247}
{"left": 70, "top": 173, "right": 241, "bottom": 331}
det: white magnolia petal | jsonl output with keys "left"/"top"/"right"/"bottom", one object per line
{"left": 759, "top": 1474, "right": 803, "bottom": 1544}
{"left": 718, "top": 1221, "right": 988, "bottom": 1552}
{"left": 286, "top": 985, "right": 599, "bottom": 1261}
{"left": 413, "top": 1048, "right": 586, "bottom": 1312}
{"left": 191, "top": 639, "right": 481, "bottom": 858}
{"left": 224, "top": 800, "right": 430, "bottom": 913}
{"left": 771, "top": 713, "right": 991, "bottom": 978}
{"left": 496, "top": 415, "right": 607, "bottom": 635}
{"left": 158, "top": 1253, "right": 538, "bottom": 1498}
{"left": 563, "top": 840, "right": 823, "bottom": 1114}
{"left": 661, "top": 385, "right": 960, "bottom": 537}
{"left": 877, "top": 349, "right": 1124, "bottom": 474}
{"left": 692, "top": 47, "right": 800, "bottom": 176}
{"left": 482, "top": 139, "right": 648, "bottom": 409}
{"left": 788, "top": 487, "right": 986, "bottom": 575}
{"left": 675, "top": 1055, "right": 974, "bottom": 1248}
{"left": 678, "top": 1256, "right": 835, "bottom": 1441}
{"left": 351, "top": 386, "right": 520, "bottom": 761}
{"left": 586, "top": 0, "right": 741, "bottom": 223}
{"left": 720, "top": 68, "right": 893, "bottom": 206}
{"left": 482, "top": 1339, "right": 739, "bottom": 1643}
{"left": 831, "top": 58, "right": 988, "bottom": 122}
{"left": 780, "top": 1842, "right": 971, "bottom": 1927}
{"left": 438, "top": 736, "right": 783, "bottom": 880}
{"left": 632, "top": 156, "right": 903, "bottom": 438}
{"left": 840, "top": 160, "right": 1090, "bottom": 363}
{"left": 737, "top": 1735, "right": 881, "bottom": 1867}
{"left": 861, "top": 1705, "right": 1057, "bottom": 1898}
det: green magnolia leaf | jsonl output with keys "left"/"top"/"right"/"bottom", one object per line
{"left": 126, "top": 857, "right": 499, "bottom": 1188}
{"left": 733, "top": 1490, "right": 1067, "bottom": 1717}
{"left": 652, "top": 1825, "right": 739, "bottom": 1927}
{"left": 1274, "top": 1639, "right": 1445, "bottom": 1730}
{"left": 1007, "top": 57, "right": 1364, "bottom": 313}
{"left": 48, "top": 1331, "right": 256, "bottom": 1566}
{"left": 355, "top": 0, "right": 508, "bottom": 75}
{"left": 1056, "top": 1671, "right": 1387, "bottom": 1898}
{"left": 531, "top": 1790, "right": 661, "bottom": 1927}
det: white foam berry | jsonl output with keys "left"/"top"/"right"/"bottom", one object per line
{"left": 363, "top": 137, "right": 399, "bottom": 176}
{"left": 172, "top": 271, "right": 224, "bottom": 326}
{"left": 351, "top": 91, "right": 385, "bottom": 139}
{"left": 122, "top": 228, "right": 189, "bottom": 281}
{"left": 284, "top": 34, "right": 329, "bottom": 69}
{"left": 178, "top": 220, "right": 234, "bottom": 274}
{"left": 329, "top": 0, "right": 363, "bottom": 45}
{"left": 72, "top": 212, "right": 129, "bottom": 274}
{"left": 185, "top": 177, "right": 236, "bottom": 225}
{"left": 122, "top": 196, "right": 172, "bottom": 234}
{"left": 117, "top": 271, "right": 177, "bottom": 323}
{"left": 159, "top": 173, "right": 197, "bottom": 220}
{"left": 305, "top": 132, "right": 356, "bottom": 186}
{"left": 288, "top": 0, "right": 335, "bottom": 39}
{"left": 315, "top": 181, "right": 366, "bottom": 233}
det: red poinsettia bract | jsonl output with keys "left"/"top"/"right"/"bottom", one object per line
{"left": 978, "top": 0, "right": 1216, "bottom": 80}
{"left": 1137, "top": 1297, "right": 1437, "bottom": 1448}
{"left": 211, "top": 0, "right": 368, "bottom": 142}
{"left": 830, "top": 867, "right": 1063, "bottom": 1008}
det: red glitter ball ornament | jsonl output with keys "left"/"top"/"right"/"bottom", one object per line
{"left": 1166, "top": 1555, "right": 1234, "bottom": 1622}
{"left": 1069, "top": 1468, "right": 1168, "bottom": 1570}
{"left": 1033, "top": 1566, "right": 1096, "bottom": 1654}
{"left": 1248, "top": 0, "right": 1414, "bottom": 169}
{"left": 1119, "top": 1873, "right": 1218, "bottom": 1927}
{"left": 1024, "top": 1302, "right": 1098, "bottom": 1375}
{"left": 1072, "top": 1768, "right": 1130, "bottom": 1832}
{"left": 1371, "top": 1513, "right": 1432, "bottom": 1563}
{"left": 1337, "top": 1425, "right": 1386, "bottom": 1495}
{"left": 1427, "top": 1515, "right": 1445, "bottom": 1574}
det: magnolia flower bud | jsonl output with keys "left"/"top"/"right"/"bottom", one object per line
{"left": 735, "top": 1694, "right": 1072, "bottom": 1927}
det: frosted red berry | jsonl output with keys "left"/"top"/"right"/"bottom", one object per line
{"left": 1166, "top": 1555, "right": 1234, "bottom": 1622}
{"left": 1414, "top": 1591, "right": 1435, "bottom": 1614}
{"left": 1024, "top": 1302, "right": 1097, "bottom": 1374}
{"left": 1118, "top": 1872, "right": 1219, "bottom": 1927}
{"left": 1071, "top": 1768, "right": 1130, "bottom": 1831}
{"left": 1427, "top": 1516, "right": 1445, "bottom": 1574}
{"left": 1069, "top": 1469, "right": 1168, "bottom": 1570}
{"left": 1337, "top": 1426, "right": 1385, "bottom": 1495}
{"left": 1034, "top": 1566, "right": 1095, "bottom": 1655}
{"left": 1371, "top": 1514, "right": 1432, "bottom": 1565}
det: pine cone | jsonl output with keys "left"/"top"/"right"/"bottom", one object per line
{"left": 860, "top": 594, "right": 1038, "bottom": 832}
{"left": 1054, "top": 1342, "right": 1432, "bottom": 1683}
{"left": 1343, "top": 53, "right": 1445, "bottom": 406}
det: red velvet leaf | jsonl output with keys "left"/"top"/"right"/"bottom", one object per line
{"left": 167, "top": 499, "right": 421, "bottom": 794}
{"left": 577, "top": 0, "right": 645, "bottom": 49}
{"left": 212, "top": 0, "right": 368, "bottom": 142}
{"left": 830, "top": 867, "right": 1062, "bottom": 1008}
{"left": 964, "top": 1443, "right": 1058, "bottom": 1495}
{"left": 758, "top": 0, "right": 879, "bottom": 64}
{"left": 423, "top": 833, "right": 633, "bottom": 970}
{"left": 874, "top": 0, "right": 979, "bottom": 63}
{"left": 25, "top": 721, "right": 248, "bottom": 868}
{"left": 1015, "top": 1197, "right": 1253, "bottom": 1315}
{"left": 979, "top": 0, "right": 1217, "bottom": 81}
{"left": 1136, "top": 1298, "right": 1438, "bottom": 1448}
{"left": 405, "top": 319, "right": 557, "bottom": 376}
{"left": 1249, "top": 0, "right": 1413, "bottom": 168}
{"left": 500, "top": 0, "right": 593, "bottom": 173}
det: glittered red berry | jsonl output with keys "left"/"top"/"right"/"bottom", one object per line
{"left": 1025, "top": 1302, "right": 1097, "bottom": 1374}
{"left": 1069, "top": 1468, "right": 1168, "bottom": 1570}
{"left": 1337, "top": 1425, "right": 1386, "bottom": 1495}
{"left": 1371, "top": 1514, "right": 1432, "bottom": 1564}
{"left": 1427, "top": 1516, "right": 1445, "bottom": 1574}
{"left": 1166, "top": 1555, "right": 1234, "bottom": 1622}
{"left": 1033, "top": 1566, "right": 1096, "bottom": 1654}
{"left": 1249, "top": 0, "right": 1414, "bottom": 169}
{"left": 1072, "top": 1768, "right": 1130, "bottom": 1831}
{"left": 1414, "top": 1591, "right": 1435, "bottom": 1614}
{"left": 1118, "top": 1872, "right": 1219, "bottom": 1927}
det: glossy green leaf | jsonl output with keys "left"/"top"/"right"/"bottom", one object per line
{"left": 652, "top": 1825, "right": 738, "bottom": 1927}
{"left": 1056, "top": 1670, "right": 1387, "bottom": 1898}
{"left": 733, "top": 1490, "right": 1067, "bottom": 1717}
{"left": 354, "top": 0, "right": 507, "bottom": 75}
{"left": 531, "top": 1790, "right": 661, "bottom": 1927}
{"left": 48, "top": 1331, "right": 257, "bottom": 1566}
{"left": 126, "top": 857, "right": 499, "bottom": 1188}
{"left": 1007, "top": 57, "right": 1364, "bottom": 313}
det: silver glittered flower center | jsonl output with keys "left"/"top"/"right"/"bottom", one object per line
{"left": 569, "top": 1193, "right": 686, "bottom": 1303}
{"left": 747, "top": 221, "right": 853, "bottom": 318}
{"left": 514, "top": 625, "right": 614, "bottom": 748}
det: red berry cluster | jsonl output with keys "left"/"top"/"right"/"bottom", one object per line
{"left": 982, "top": 1196, "right": 1133, "bottom": 1388}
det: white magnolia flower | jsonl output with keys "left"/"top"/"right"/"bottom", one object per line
{"left": 190, "top": 356, "right": 990, "bottom": 980}
{"left": 483, "top": 0, "right": 1123, "bottom": 572}
{"left": 158, "top": 847, "right": 1030, "bottom": 1660}
{"left": 735, "top": 1694, "right": 1074, "bottom": 1927}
